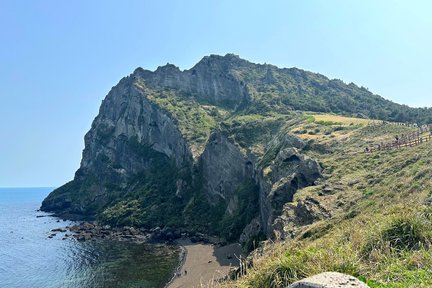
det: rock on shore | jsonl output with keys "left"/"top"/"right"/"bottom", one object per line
{"left": 48, "top": 222, "right": 217, "bottom": 244}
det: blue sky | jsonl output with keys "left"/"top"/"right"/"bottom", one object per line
{"left": 1, "top": 0, "right": 431, "bottom": 187}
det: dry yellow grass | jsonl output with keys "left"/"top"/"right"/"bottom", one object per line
{"left": 295, "top": 133, "right": 322, "bottom": 140}
{"left": 311, "top": 114, "right": 377, "bottom": 126}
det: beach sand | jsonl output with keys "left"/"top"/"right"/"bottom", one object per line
{"left": 168, "top": 240, "right": 244, "bottom": 288}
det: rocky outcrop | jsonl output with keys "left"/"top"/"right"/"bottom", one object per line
{"left": 273, "top": 196, "right": 331, "bottom": 240}
{"left": 47, "top": 222, "right": 186, "bottom": 243}
{"left": 239, "top": 217, "right": 262, "bottom": 244}
{"left": 257, "top": 146, "right": 322, "bottom": 238}
{"left": 133, "top": 54, "right": 251, "bottom": 110}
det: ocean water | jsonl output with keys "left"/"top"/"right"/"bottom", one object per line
{"left": 0, "top": 188, "right": 179, "bottom": 288}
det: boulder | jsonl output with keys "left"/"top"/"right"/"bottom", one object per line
{"left": 272, "top": 196, "right": 331, "bottom": 240}
{"left": 287, "top": 272, "right": 368, "bottom": 288}
{"left": 51, "top": 228, "right": 67, "bottom": 233}
{"left": 294, "top": 197, "right": 331, "bottom": 226}
{"left": 424, "top": 197, "right": 432, "bottom": 206}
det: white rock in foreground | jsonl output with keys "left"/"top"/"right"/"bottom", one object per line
{"left": 287, "top": 272, "right": 369, "bottom": 288}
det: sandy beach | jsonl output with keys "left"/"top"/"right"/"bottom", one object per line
{"left": 167, "top": 240, "right": 244, "bottom": 288}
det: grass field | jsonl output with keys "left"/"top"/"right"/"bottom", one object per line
{"left": 308, "top": 113, "right": 378, "bottom": 126}
{"left": 220, "top": 116, "right": 432, "bottom": 288}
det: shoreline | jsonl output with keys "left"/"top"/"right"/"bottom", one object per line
{"left": 45, "top": 220, "right": 245, "bottom": 287}
{"left": 167, "top": 239, "right": 244, "bottom": 288}
{"left": 165, "top": 244, "right": 188, "bottom": 288}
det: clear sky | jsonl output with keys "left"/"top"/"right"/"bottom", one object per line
{"left": 1, "top": 0, "right": 431, "bottom": 187}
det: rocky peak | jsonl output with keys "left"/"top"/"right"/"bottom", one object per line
{"left": 155, "top": 63, "right": 181, "bottom": 74}
{"left": 191, "top": 53, "right": 251, "bottom": 70}
{"left": 129, "top": 55, "right": 252, "bottom": 110}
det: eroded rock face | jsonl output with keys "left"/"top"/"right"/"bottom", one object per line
{"left": 81, "top": 77, "right": 193, "bottom": 171}
{"left": 257, "top": 147, "right": 322, "bottom": 238}
{"left": 294, "top": 197, "right": 331, "bottom": 226}
{"left": 272, "top": 197, "right": 331, "bottom": 240}
{"left": 200, "top": 131, "right": 255, "bottom": 205}
{"left": 41, "top": 76, "right": 193, "bottom": 216}
{"left": 134, "top": 54, "right": 251, "bottom": 110}
{"left": 240, "top": 217, "right": 262, "bottom": 244}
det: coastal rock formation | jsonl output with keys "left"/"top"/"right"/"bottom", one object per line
{"left": 41, "top": 76, "right": 193, "bottom": 217}
{"left": 42, "top": 54, "right": 350, "bottom": 242}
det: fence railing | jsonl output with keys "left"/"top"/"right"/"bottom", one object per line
{"left": 364, "top": 125, "right": 432, "bottom": 153}
{"left": 368, "top": 121, "right": 432, "bottom": 129}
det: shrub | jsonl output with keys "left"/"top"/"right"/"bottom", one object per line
{"left": 100, "top": 200, "right": 143, "bottom": 227}
{"left": 362, "top": 211, "right": 432, "bottom": 258}
{"left": 315, "top": 120, "right": 342, "bottom": 126}
{"left": 306, "top": 115, "right": 315, "bottom": 123}
{"left": 382, "top": 217, "right": 426, "bottom": 251}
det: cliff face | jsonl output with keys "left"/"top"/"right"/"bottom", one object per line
{"left": 200, "top": 131, "right": 254, "bottom": 205}
{"left": 42, "top": 76, "right": 193, "bottom": 218}
{"left": 82, "top": 76, "right": 193, "bottom": 172}
{"left": 42, "top": 54, "right": 335, "bottom": 241}
{"left": 133, "top": 54, "right": 251, "bottom": 110}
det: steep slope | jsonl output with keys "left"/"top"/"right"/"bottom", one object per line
{"left": 221, "top": 117, "right": 432, "bottom": 287}
{"left": 42, "top": 54, "right": 432, "bottom": 244}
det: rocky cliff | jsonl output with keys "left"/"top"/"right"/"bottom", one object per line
{"left": 46, "top": 53, "right": 419, "bottom": 242}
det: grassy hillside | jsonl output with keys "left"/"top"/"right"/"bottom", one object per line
{"left": 221, "top": 114, "right": 432, "bottom": 288}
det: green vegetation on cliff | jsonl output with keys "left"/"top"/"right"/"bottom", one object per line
{"left": 190, "top": 55, "right": 432, "bottom": 124}
{"left": 144, "top": 86, "right": 218, "bottom": 150}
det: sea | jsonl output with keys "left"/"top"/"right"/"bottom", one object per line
{"left": 0, "top": 187, "right": 179, "bottom": 288}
